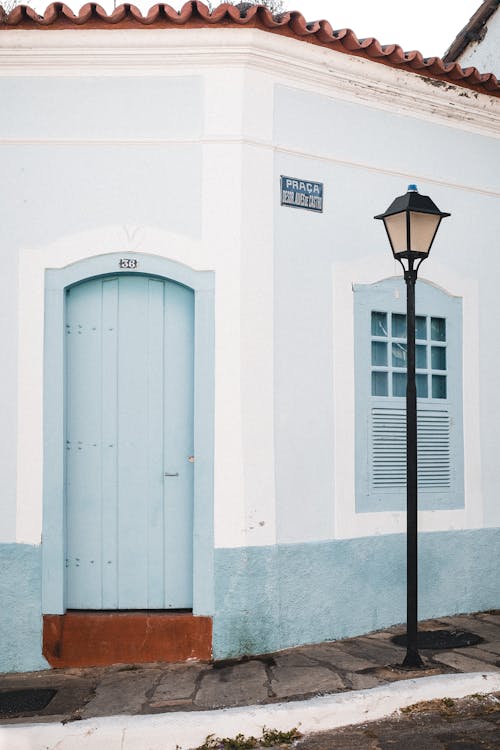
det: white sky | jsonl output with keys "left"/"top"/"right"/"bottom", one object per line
{"left": 31, "top": 0, "right": 481, "bottom": 58}
{"left": 283, "top": 0, "right": 479, "bottom": 57}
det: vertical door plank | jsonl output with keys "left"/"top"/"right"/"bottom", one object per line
{"left": 116, "top": 276, "right": 150, "bottom": 607}
{"left": 163, "top": 281, "right": 195, "bottom": 608}
{"left": 66, "top": 280, "right": 103, "bottom": 608}
{"left": 145, "top": 278, "right": 166, "bottom": 608}
{"left": 101, "top": 278, "right": 119, "bottom": 608}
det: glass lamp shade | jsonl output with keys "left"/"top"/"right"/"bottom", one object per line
{"left": 375, "top": 186, "right": 450, "bottom": 260}
{"left": 384, "top": 211, "right": 443, "bottom": 257}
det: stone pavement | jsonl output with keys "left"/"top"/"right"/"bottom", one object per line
{"left": 1, "top": 611, "right": 500, "bottom": 726}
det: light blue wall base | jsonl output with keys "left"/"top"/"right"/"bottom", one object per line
{"left": 0, "top": 544, "right": 49, "bottom": 673}
{"left": 213, "top": 529, "right": 500, "bottom": 659}
{"left": 3, "top": 531, "right": 500, "bottom": 670}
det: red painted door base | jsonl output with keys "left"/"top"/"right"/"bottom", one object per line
{"left": 43, "top": 612, "right": 212, "bottom": 668}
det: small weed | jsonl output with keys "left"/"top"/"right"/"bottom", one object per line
{"left": 194, "top": 727, "right": 301, "bottom": 750}
{"left": 261, "top": 726, "right": 302, "bottom": 746}
{"left": 401, "top": 697, "right": 455, "bottom": 715}
{"left": 195, "top": 733, "right": 258, "bottom": 750}
{"left": 400, "top": 703, "right": 417, "bottom": 714}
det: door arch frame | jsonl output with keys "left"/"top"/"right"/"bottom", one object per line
{"left": 42, "top": 252, "right": 215, "bottom": 617}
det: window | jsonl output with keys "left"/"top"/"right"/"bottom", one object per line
{"left": 354, "top": 278, "right": 464, "bottom": 513}
{"left": 370, "top": 312, "right": 447, "bottom": 400}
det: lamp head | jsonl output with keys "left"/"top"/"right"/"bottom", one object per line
{"left": 374, "top": 185, "right": 450, "bottom": 267}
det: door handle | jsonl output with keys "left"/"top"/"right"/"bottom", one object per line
{"left": 164, "top": 472, "right": 179, "bottom": 477}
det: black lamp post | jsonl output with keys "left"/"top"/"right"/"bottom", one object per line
{"left": 374, "top": 185, "right": 450, "bottom": 668}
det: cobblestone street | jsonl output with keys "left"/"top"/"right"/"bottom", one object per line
{"left": 295, "top": 693, "right": 500, "bottom": 749}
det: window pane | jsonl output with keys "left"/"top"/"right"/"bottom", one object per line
{"left": 416, "top": 345, "right": 427, "bottom": 368}
{"left": 392, "top": 313, "right": 406, "bottom": 339}
{"left": 372, "top": 371, "right": 388, "bottom": 396}
{"left": 393, "top": 372, "right": 406, "bottom": 397}
{"left": 415, "top": 316, "right": 427, "bottom": 340}
{"left": 371, "top": 311, "right": 388, "bottom": 337}
{"left": 431, "top": 317, "right": 446, "bottom": 341}
{"left": 432, "top": 375, "right": 447, "bottom": 399}
{"left": 392, "top": 342, "right": 407, "bottom": 368}
{"left": 431, "top": 346, "right": 446, "bottom": 370}
{"left": 371, "top": 341, "right": 387, "bottom": 366}
{"left": 416, "top": 374, "right": 428, "bottom": 398}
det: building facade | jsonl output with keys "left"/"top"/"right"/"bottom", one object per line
{"left": 1, "top": 1, "right": 500, "bottom": 672}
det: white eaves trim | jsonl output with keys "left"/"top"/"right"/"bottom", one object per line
{"left": 0, "top": 27, "right": 499, "bottom": 138}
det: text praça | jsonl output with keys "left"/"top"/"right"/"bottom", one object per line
{"left": 280, "top": 175, "right": 323, "bottom": 213}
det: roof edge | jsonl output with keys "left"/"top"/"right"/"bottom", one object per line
{"left": 443, "top": 0, "right": 499, "bottom": 63}
{"left": 1, "top": 2, "right": 499, "bottom": 98}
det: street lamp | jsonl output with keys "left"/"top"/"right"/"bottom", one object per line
{"left": 374, "top": 185, "right": 450, "bottom": 668}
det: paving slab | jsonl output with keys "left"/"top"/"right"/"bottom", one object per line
{"left": 456, "top": 647, "right": 500, "bottom": 666}
{"left": 363, "top": 628, "right": 403, "bottom": 641}
{"left": 300, "top": 644, "right": 378, "bottom": 672}
{"left": 432, "top": 651, "right": 500, "bottom": 673}
{"left": 149, "top": 664, "right": 206, "bottom": 709}
{"left": 194, "top": 660, "right": 269, "bottom": 708}
{"left": 80, "top": 667, "right": 163, "bottom": 717}
{"left": 270, "top": 665, "right": 345, "bottom": 699}
{"left": 272, "top": 651, "right": 318, "bottom": 669}
{"left": 476, "top": 612, "right": 500, "bottom": 625}
{"left": 339, "top": 637, "right": 407, "bottom": 666}
{"left": 477, "top": 640, "right": 500, "bottom": 656}
{"left": 439, "top": 615, "right": 500, "bottom": 643}
{"left": 343, "top": 672, "right": 385, "bottom": 690}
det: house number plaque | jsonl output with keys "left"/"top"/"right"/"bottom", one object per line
{"left": 119, "top": 258, "right": 138, "bottom": 269}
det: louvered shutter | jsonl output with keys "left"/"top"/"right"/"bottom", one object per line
{"left": 371, "top": 407, "right": 451, "bottom": 491}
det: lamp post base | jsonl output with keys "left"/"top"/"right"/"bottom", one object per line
{"left": 402, "top": 648, "right": 424, "bottom": 668}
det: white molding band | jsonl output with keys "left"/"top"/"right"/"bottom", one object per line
{"left": 0, "top": 29, "right": 499, "bottom": 138}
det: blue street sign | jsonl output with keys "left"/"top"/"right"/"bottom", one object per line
{"left": 280, "top": 175, "right": 324, "bottom": 212}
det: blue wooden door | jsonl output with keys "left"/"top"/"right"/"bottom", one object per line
{"left": 65, "top": 274, "right": 194, "bottom": 609}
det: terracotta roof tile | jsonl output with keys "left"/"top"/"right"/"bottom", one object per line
{"left": 1, "top": 1, "right": 499, "bottom": 97}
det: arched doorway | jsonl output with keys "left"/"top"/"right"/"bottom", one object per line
{"left": 65, "top": 273, "right": 194, "bottom": 610}
{"left": 42, "top": 253, "right": 215, "bottom": 666}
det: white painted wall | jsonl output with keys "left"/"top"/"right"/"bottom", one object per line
{"left": 1, "top": 27, "right": 499, "bottom": 553}
{"left": 457, "top": 7, "right": 500, "bottom": 77}
{"left": 272, "top": 83, "right": 500, "bottom": 542}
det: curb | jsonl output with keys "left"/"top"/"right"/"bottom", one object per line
{"left": 1, "top": 672, "right": 500, "bottom": 750}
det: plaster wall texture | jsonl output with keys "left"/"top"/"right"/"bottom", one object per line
{"left": 0, "top": 544, "right": 48, "bottom": 672}
{"left": 0, "top": 75, "right": 204, "bottom": 546}
{"left": 457, "top": 8, "right": 500, "bottom": 78}
{"left": 1, "top": 65, "right": 278, "bottom": 553}
{"left": 213, "top": 528, "right": 500, "bottom": 658}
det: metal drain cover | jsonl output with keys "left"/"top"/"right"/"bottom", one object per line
{"left": 392, "top": 629, "right": 483, "bottom": 650}
{"left": 0, "top": 688, "right": 57, "bottom": 717}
